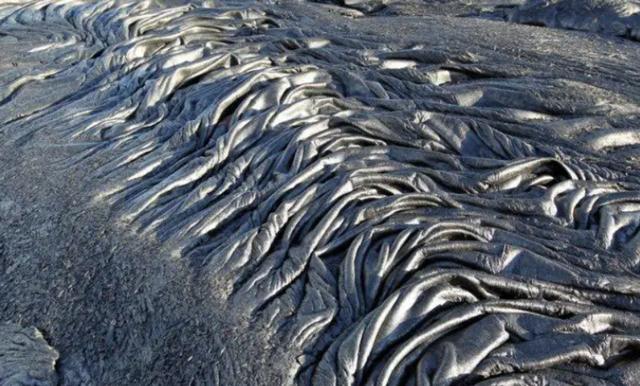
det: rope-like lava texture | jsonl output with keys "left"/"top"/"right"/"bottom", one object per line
{"left": 1, "top": 1, "right": 640, "bottom": 385}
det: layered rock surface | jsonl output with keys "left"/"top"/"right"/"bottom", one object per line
{"left": 1, "top": 1, "right": 640, "bottom": 385}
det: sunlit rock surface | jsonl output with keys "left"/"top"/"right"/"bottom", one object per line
{"left": 0, "top": 323, "right": 58, "bottom": 386}
{"left": 1, "top": 0, "right": 640, "bottom": 385}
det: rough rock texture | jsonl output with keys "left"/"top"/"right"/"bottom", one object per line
{"left": 1, "top": 0, "right": 640, "bottom": 385}
{"left": 0, "top": 323, "right": 58, "bottom": 386}
{"left": 510, "top": 0, "right": 640, "bottom": 41}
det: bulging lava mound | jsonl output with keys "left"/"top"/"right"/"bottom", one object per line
{"left": 1, "top": 0, "right": 640, "bottom": 385}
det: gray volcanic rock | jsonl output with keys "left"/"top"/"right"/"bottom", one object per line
{"left": 510, "top": 0, "right": 640, "bottom": 40}
{"left": 356, "top": 0, "right": 527, "bottom": 17}
{"left": 0, "top": 323, "right": 58, "bottom": 386}
{"left": 1, "top": 1, "right": 640, "bottom": 385}
{"left": 335, "top": 0, "right": 640, "bottom": 41}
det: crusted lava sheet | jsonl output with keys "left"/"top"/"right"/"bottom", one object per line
{"left": 1, "top": 0, "right": 640, "bottom": 385}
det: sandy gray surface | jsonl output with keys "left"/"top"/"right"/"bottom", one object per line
{"left": 0, "top": 128, "right": 289, "bottom": 385}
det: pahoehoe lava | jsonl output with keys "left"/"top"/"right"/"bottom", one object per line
{"left": 1, "top": 0, "right": 640, "bottom": 385}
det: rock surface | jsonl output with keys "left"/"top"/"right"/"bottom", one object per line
{"left": 1, "top": 1, "right": 640, "bottom": 385}
{"left": 510, "top": 0, "right": 640, "bottom": 41}
{"left": 0, "top": 323, "right": 58, "bottom": 386}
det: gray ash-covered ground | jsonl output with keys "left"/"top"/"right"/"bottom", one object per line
{"left": 1, "top": 1, "right": 640, "bottom": 385}
{"left": 344, "top": 0, "right": 640, "bottom": 41}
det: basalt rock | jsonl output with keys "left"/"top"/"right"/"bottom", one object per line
{"left": 1, "top": 1, "right": 640, "bottom": 385}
